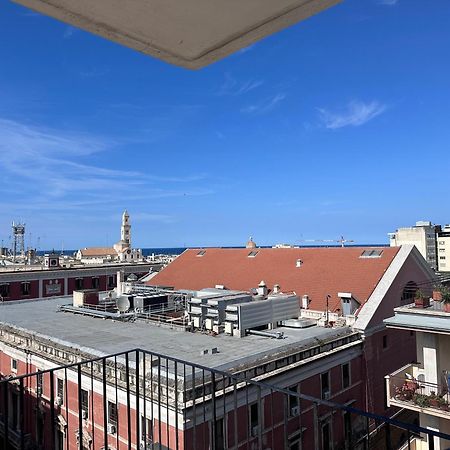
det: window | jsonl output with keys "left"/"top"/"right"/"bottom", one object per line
{"left": 321, "top": 372, "right": 330, "bottom": 400}
{"left": 107, "top": 276, "right": 115, "bottom": 289}
{"left": 21, "top": 282, "right": 30, "bottom": 296}
{"left": 214, "top": 418, "right": 225, "bottom": 450}
{"left": 11, "top": 391, "right": 19, "bottom": 431}
{"left": 440, "top": 248, "right": 446, "bottom": 252}
{"left": 141, "top": 416, "right": 152, "bottom": 444}
{"left": 57, "top": 378, "right": 64, "bottom": 404}
{"left": 249, "top": 403, "right": 259, "bottom": 437}
{"left": 439, "top": 241, "right": 446, "bottom": 245}
{"left": 81, "top": 389, "right": 89, "bottom": 418}
{"left": 342, "top": 363, "right": 350, "bottom": 389}
{"left": 322, "top": 421, "right": 331, "bottom": 450}
{"left": 382, "top": 335, "right": 388, "bottom": 349}
{"left": 440, "top": 256, "right": 446, "bottom": 260}
{"left": 75, "top": 278, "right": 84, "bottom": 290}
{"left": 11, "top": 359, "right": 18, "bottom": 372}
{"left": 56, "top": 430, "right": 64, "bottom": 450}
{"left": 108, "top": 401, "right": 118, "bottom": 427}
{"left": 289, "top": 435, "right": 301, "bottom": 450}
{"left": 360, "top": 249, "right": 383, "bottom": 258}
{"left": 91, "top": 277, "right": 99, "bottom": 289}
{"left": 196, "top": 250, "right": 206, "bottom": 256}
{"left": 343, "top": 411, "right": 352, "bottom": 446}
{"left": 248, "top": 250, "right": 259, "bottom": 258}
{"left": 0, "top": 283, "right": 10, "bottom": 298}
{"left": 288, "top": 385, "right": 300, "bottom": 416}
{"left": 401, "top": 281, "right": 418, "bottom": 305}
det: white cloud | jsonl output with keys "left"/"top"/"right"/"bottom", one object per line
{"left": 241, "top": 93, "right": 286, "bottom": 115}
{"left": 317, "top": 100, "right": 387, "bottom": 129}
{"left": 0, "top": 118, "right": 211, "bottom": 214}
{"left": 217, "top": 73, "right": 264, "bottom": 96}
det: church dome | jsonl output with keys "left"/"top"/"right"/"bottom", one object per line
{"left": 246, "top": 237, "right": 256, "bottom": 249}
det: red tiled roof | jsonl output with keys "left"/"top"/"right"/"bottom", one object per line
{"left": 79, "top": 247, "right": 116, "bottom": 257}
{"left": 148, "top": 247, "right": 400, "bottom": 312}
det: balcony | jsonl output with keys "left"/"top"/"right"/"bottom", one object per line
{"left": 386, "top": 363, "right": 450, "bottom": 419}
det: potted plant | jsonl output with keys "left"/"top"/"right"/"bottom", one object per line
{"left": 429, "top": 392, "right": 440, "bottom": 408}
{"left": 440, "top": 286, "right": 450, "bottom": 313}
{"left": 433, "top": 284, "right": 443, "bottom": 302}
{"left": 414, "top": 289, "right": 430, "bottom": 308}
{"left": 413, "top": 393, "right": 430, "bottom": 408}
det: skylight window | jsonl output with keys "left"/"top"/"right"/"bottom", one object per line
{"left": 360, "top": 249, "right": 383, "bottom": 258}
{"left": 248, "top": 251, "right": 259, "bottom": 258}
{"left": 196, "top": 250, "right": 206, "bottom": 257}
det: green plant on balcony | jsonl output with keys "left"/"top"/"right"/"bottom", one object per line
{"left": 427, "top": 392, "right": 449, "bottom": 410}
{"left": 433, "top": 284, "right": 444, "bottom": 301}
{"left": 440, "top": 286, "right": 450, "bottom": 312}
{"left": 414, "top": 289, "right": 430, "bottom": 308}
{"left": 413, "top": 393, "right": 430, "bottom": 408}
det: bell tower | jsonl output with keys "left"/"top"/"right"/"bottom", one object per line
{"left": 121, "top": 210, "right": 131, "bottom": 246}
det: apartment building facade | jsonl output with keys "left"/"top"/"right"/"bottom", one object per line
{"left": 385, "top": 301, "right": 450, "bottom": 450}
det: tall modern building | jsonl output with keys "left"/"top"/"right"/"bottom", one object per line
{"left": 437, "top": 225, "right": 450, "bottom": 273}
{"left": 389, "top": 221, "right": 441, "bottom": 271}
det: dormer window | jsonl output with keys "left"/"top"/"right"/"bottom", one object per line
{"left": 248, "top": 251, "right": 259, "bottom": 258}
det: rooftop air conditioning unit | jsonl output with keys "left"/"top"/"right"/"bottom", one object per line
{"left": 107, "top": 423, "right": 116, "bottom": 435}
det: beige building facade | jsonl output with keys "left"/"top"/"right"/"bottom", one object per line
{"left": 389, "top": 221, "right": 440, "bottom": 271}
{"left": 385, "top": 302, "right": 450, "bottom": 450}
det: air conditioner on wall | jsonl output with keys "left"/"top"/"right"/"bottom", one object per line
{"left": 107, "top": 423, "right": 116, "bottom": 434}
{"left": 55, "top": 396, "right": 63, "bottom": 406}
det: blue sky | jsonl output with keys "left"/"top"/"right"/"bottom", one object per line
{"left": 0, "top": 0, "right": 449, "bottom": 249}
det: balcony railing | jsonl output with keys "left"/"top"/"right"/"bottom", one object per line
{"left": 0, "top": 350, "right": 449, "bottom": 450}
{"left": 387, "top": 363, "right": 450, "bottom": 418}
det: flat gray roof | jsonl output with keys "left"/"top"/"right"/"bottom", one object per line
{"left": 0, "top": 296, "right": 356, "bottom": 372}
{"left": 385, "top": 301, "right": 450, "bottom": 334}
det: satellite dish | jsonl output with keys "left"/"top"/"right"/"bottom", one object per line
{"left": 116, "top": 296, "right": 130, "bottom": 313}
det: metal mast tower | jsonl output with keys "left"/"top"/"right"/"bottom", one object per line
{"left": 12, "top": 221, "right": 26, "bottom": 262}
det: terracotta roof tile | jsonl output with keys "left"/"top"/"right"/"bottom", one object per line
{"left": 148, "top": 247, "right": 400, "bottom": 312}
{"left": 79, "top": 247, "right": 116, "bottom": 257}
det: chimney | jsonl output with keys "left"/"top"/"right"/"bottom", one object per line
{"left": 258, "top": 280, "right": 268, "bottom": 297}
{"left": 302, "top": 295, "right": 309, "bottom": 309}
{"left": 116, "top": 270, "right": 124, "bottom": 295}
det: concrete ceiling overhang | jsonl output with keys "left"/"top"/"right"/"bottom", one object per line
{"left": 13, "top": 0, "right": 340, "bottom": 69}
